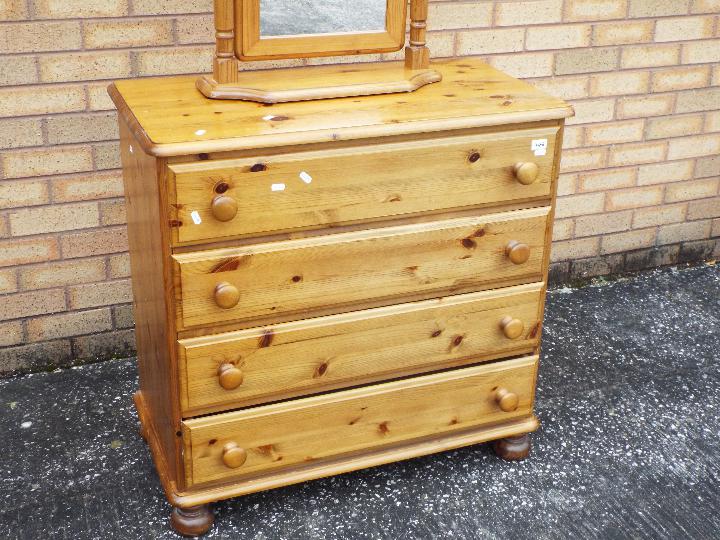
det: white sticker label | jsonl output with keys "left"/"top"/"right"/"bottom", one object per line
{"left": 531, "top": 139, "right": 548, "bottom": 156}
{"left": 271, "top": 183, "right": 286, "bottom": 192}
{"left": 190, "top": 210, "right": 202, "bottom": 225}
{"left": 299, "top": 171, "right": 313, "bottom": 184}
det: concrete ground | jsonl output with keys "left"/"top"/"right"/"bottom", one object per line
{"left": 1, "top": 263, "right": 718, "bottom": 540}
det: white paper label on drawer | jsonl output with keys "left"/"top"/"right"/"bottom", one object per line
{"left": 531, "top": 139, "right": 548, "bottom": 156}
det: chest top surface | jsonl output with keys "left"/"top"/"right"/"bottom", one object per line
{"left": 110, "top": 58, "right": 572, "bottom": 157}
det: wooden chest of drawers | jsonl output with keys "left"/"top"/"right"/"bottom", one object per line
{"left": 110, "top": 58, "right": 572, "bottom": 536}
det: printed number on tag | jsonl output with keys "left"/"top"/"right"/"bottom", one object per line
{"left": 531, "top": 139, "right": 548, "bottom": 157}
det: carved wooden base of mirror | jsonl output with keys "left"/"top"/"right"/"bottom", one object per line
{"left": 196, "top": 61, "right": 441, "bottom": 103}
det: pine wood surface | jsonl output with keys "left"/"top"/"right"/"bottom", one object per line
{"left": 178, "top": 283, "right": 544, "bottom": 415}
{"left": 138, "top": 380, "right": 538, "bottom": 507}
{"left": 168, "top": 127, "right": 558, "bottom": 245}
{"left": 119, "top": 121, "right": 184, "bottom": 489}
{"left": 112, "top": 54, "right": 571, "bottom": 521}
{"left": 173, "top": 207, "right": 550, "bottom": 330}
{"left": 108, "top": 58, "right": 573, "bottom": 157}
{"left": 182, "top": 356, "right": 538, "bottom": 487}
{"left": 195, "top": 64, "right": 442, "bottom": 103}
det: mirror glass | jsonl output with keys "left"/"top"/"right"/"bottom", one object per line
{"left": 259, "top": 0, "right": 388, "bottom": 37}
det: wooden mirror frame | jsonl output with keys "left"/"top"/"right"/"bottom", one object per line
{"left": 238, "top": 0, "right": 407, "bottom": 60}
{"left": 197, "top": 0, "right": 441, "bottom": 103}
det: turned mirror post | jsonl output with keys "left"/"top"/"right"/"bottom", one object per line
{"left": 406, "top": 0, "right": 430, "bottom": 70}
{"left": 213, "top": 0, "right": 239, "bottom": 85}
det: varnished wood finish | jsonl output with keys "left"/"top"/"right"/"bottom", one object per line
{"left": 112, "top": 57, "right": 571, "bottom": 531}
{"left": 177, "top": 283, "right": 544, "bottom": 415}
{"left": 168, "top": 127, "right": 558, "bottom": 245}
{"left": 118, "top": 121, "right": 183, "bottom": 489}
{"left": 514, "top": 162, "right": 540, "bottom": 185}
{"left": 505, "top": 240, "right": 531, "bottom": 265}
{"left": 210, "top": 195, "right": 238, "bottom": 222}
{"left": 405, "top": 0, "right": 430, "bottom": 70}
{"left": 213, "top": 282, "right": 240, "bottom": 310}
{"left": 221, "top": 442, "right": 248, "bottom": 469}
{"left": 109, "top": 59, "right": 573, "bottom": 157}
{"left": 493, "top": 433, "right": 531, "bottom": 460}
{"left": 500, "top": 315, "right": 525, "bottom": 339}
{"left": 173, "top": 207, "right": 550, "bottom": 330}
{"left": 217, "top": 363, "right": 244, "bottom": 390}
{"left": 493, "top": 387, "right": 520, "bottom": 412}
{"left": 170, "top": 504, "right": 214, "bottom": 537}
{"left": 182, "top": 356, "right": 538, "bottom": 487}
{"left": 197, "top": 0, "right": 439, "bottom": 103}
{"left": 196, "top": 64, "right": 441, "bottom": 103}
{"left": 212, "top": 0, "right": 238, "bottom": 84}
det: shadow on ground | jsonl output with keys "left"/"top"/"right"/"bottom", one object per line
{"left": 1, "top": 264, "right": 718, "bottom": 539}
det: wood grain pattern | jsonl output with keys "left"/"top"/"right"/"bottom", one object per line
{"left": 183, "top": 356, "right": 538, "bottom": 487}
{"left": 173, "top": 207, "right": 550, "bottom": 330}
{"left": 109, "top": 58, "right": 573, "bottom": 157}
{"left": 405, "top": 0, "right": 430, "bottom": 69}
{"left": 119, "top": 120, "right": 183, "bottom": 489}
{"left": 196, "top": 64, "right": 441, "bottom": 103}
{"left": 178, "top": 283, "right": 544, "bottom": 415}
{"left": 237, "top": 0, "right": 407, "bottom": 60}
{"left": 213, "top": 0, "right": 239, "bottom": 84}
{"left": 168, "top": 127, "right": 558, "bottom": 245}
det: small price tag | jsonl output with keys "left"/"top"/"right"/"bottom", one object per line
{"left": 531, "top": 139, "right": 548, "bottom": 157}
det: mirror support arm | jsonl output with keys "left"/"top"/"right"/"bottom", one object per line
{"left": 405, "top": 0, "right": 430, "bottom": 70}
{"left": 214, "top": 0, "right": 240, "bottom": 84}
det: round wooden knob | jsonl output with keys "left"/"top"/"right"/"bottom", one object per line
{"left": 217, "top": 363, "right": 243, "bottom": 390}
{"left": 214, "top": 282, "right": 240, "bottom": 309}
{"left": 211, "top": 195, "right": 238, "bottom": 222}
{"left": 514, "top": 162, "right": 539, "bottom": 185}
{"left": 494, "top": 387, "right": 519, "bottom": 412}
{"left": 500, "top": 316, "right": 524, "bottom": 339}
{"left": 222, "top": 442, "right": 247, "bottom": 469}
{"left": 505, "top": 240, "right": 530, "bottom": 265}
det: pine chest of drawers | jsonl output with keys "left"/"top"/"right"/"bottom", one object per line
{"left": 110, "top": 58, "right": 572, "bottom": 536}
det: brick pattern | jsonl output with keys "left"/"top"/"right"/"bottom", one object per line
{"left": 1, "top": 0, "right": 719, "bottom": 374}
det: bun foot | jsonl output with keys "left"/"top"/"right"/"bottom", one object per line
{"left": 493, "top": 433, "right": 530, "bottom": 461}
{"left": 170, "top": 504, "right": 214, "bottom": 537}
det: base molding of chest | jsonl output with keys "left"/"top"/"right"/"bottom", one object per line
{"left": 135, "top": 389, "right": 538, "bottom": 508}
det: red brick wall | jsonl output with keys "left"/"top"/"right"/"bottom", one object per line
{"left": 1, "top": 0, "right": 719, "bottom": 374}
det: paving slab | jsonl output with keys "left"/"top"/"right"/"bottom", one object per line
{"left": 1, "top": 264, "right": 718, "bottom": 540}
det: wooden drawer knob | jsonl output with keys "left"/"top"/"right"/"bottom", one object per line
{"left": 514, "top": 162, "right": 539, "bottom": 185}
{"left": 222, "top": 442, "right": 247, "bottom": 469}
{"left": 211, "top": 195, "right": 238, "bottom": 222}
{"left": 500, "top": 316, "right": 524, "bottom": 339}
{"left": 217, "top": 363, "right": 243, "bottom": 390}
{"left": 505, "top": 240, "right": 530, "bottom": 265}
{"left": 214, "top": 282, "right": 240, "bottom": 309}
{"left": 494, "top": 387, "right": 519, "bottom": 412}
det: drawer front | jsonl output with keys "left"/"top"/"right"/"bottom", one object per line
{"left": 182, "top": 355, "right": 538, "bottom": 487}
{"left": 168, "top": 127, "right": 558, "bottom": 244}
{"left": 178, "top": 283, "right": 544, "bottom": 415}
{"left": 173, "top": 206, "right": 550, "bottom": 330}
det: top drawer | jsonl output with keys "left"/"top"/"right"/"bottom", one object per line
{"left": 168, "top": 127, "right": 558, "bottom": 244}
